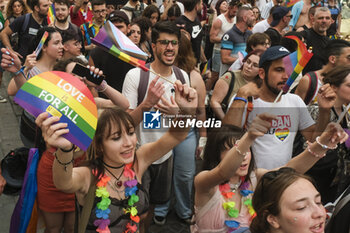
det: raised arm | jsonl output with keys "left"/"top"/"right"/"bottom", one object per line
{"left": 209, "top": 18, "right": 223, "bottom": 44}
{"left": 35, "top": 113, "right": 91, "bottom": 195}
{"left": 136, "top": 81, "right": 198, "bottom": 175}
{"left": 210, "top": 78, "right": 229, "bottom": 120}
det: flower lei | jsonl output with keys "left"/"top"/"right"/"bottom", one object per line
{"left": 94, "top": 163, "right": 140, "bottom": 233}
{"left": 219, "top": 177, "right": 256, "bottom": 232}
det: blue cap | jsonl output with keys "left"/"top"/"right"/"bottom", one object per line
{"left": 259, "top": 46, "right": 290, "bottom": 67}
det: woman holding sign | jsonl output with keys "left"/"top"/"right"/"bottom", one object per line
{"left": 35, "top": 80, "right": 198, "bottom": 233}
{"left": 191, "top": 114, "right": 347, "bottom": 233}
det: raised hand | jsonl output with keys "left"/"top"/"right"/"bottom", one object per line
{"left": 248, "top": 113, "right": 277, "bottom": 140}
{"left": 173, "top": 80, "right": 198, "bottom": 116}
{"left": 155, "top": 96, "right": 179, "bottom": 115}
{"left": 318, "top": 122, "right": 348, "bottom": 148}
{"left": 24, "top": 52, "right": 37, "bottom": 71}
{"left": 35, "top": 112, "right": 73, "bottom": 151}
{"left": 317, "top": 83, "right": 336, "bottom": 110}
{"left": 144, "top": 76, "right": 165, "bottom": 107}
{"left": 1, "top": 48, "right": 21, "bottom": 73}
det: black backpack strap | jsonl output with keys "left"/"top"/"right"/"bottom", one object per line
{"left": 222, "top": 71, "right": 235, "bottom": 108}
{"left": 172, "top": 66, "right": 186, "bottom": 84}
{"left": 137, "top": 63, "right": 151, "bottom": 106}
{"left": 20, "top": 13, "right": 31, "bottom": 35}
{"left": 304, "top": 71, "right": 318, "bottom": 105}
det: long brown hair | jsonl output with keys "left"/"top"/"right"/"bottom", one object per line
{"left": 175, "top": 31, "right": 197, "bottom": 74}
{"left": 6, "top": 0, "right": 28, "bottom": 19}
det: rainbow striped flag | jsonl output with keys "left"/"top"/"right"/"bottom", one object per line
{"left": 34, "top": 31, "right": 49, "bottom": 56}
{"left": 92, "top": 26, "right": 149, "bottom": 71}
{"left": 282, "top": 36, "right": 313, "bottom": 93}
{"left": 14, "top": 71, "right": 98, "bottom": 151}
{"left": 285, "top": 0, "right": 300, "bottom": 8}
{"left": 47, "top": 3, "right": 55, "bottom": 25}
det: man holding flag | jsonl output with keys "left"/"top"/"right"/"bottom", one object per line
{"left": 223, "top": 45, "right": 336, "bottom": 169}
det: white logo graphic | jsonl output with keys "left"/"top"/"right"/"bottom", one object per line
{"left": 223, "top": 34, "right": 229, "bottom": 41}
{"left": 192, "top": 25, "right": 202, "bottom": 38}
{"left": 279, "top": 47, "right": 289, "bottom": 52}
{"left": 143, "top": 110, "right": 161, "bottom": 129}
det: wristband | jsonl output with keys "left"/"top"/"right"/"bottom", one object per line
{"left": 306, "top": 143, "right": 326, "bottom": 158}
{"left": 96, "top": 80, "right": 108, "bottom": 92}
{"left": 199, "top": 137, "right": 207, "bottom": 148}
{"left": 315, "top": 136, "right": 337, "bottom": 150}
{"left": 234, "top": 145, "right": 249, "bottom": 157}
{"left": 14, "top": 66, "right": 26, "bottom": 77}
{"left": 54, "top": 151, "right": 74, "bottom": 172}
{"left": 234, "top": 97, "right": 248, "bottom": 103}
{"left": 59, "top": 144, "right": 75, "bottom": 153}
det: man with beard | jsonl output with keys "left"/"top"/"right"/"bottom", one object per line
{"left": 0, "top": 0, "right": 49, "bottom": 60}
{"left": 54, "top": 0, "right": 84, "bottom": 55}
{"left": 300, "top": 7, "right": 332, "bottom": 74}
{"left": 175, "top": 0, "right": 204, "bottom": 64}
{"left": 219, "top": 6, "right": 254, "bottom": 76}
{"left": 264, "top": 6, "right": 292, "bottom": 46}
{"left": 207, "top": 0, "right": 239, "bottom": 90}
{"left": 261, "top": 0, "right": 283, "bottom": 19}
{"left": 122, "top": 20, "right": 190, "bottom": 226}
{"left": 222, "top": 46, "right": 335, "bottom": 169}
{"left": 70, "top": 0, "right": 93, "bottom": 27}
{"left": 80, "top": 0, "right": 106, "bottom": 54}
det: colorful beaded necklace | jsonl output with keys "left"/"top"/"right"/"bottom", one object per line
{"left": 219, "top": 176, "right": 256, "bottom": 231}
{"left": 94, "top": 163, "right": 140, "bottom": 233}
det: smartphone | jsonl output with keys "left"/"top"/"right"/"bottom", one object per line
{"left": 72, "top": 63, "right": 104, "bottom": 85}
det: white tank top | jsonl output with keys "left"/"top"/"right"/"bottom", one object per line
{"left": 213, "top": 14, "right": 235, "bottom": 51}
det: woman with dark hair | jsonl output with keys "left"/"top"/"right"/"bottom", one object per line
{"left": 166, "top": 4, "right": 181, "bottom": 21}
{"left": 142, "top": 4, "right": 160, "bottom": 26}
{"left": 191, "top": 113, "right": 347, "bottom": 233}
{"left": 35, "top": 81, "right": 198, "bottom": 232}
{"left": 210, "top": 49, "right": 264, "bottom": 120}
{"left": 215, "top": 0, "right": 228, "bottom": 16}
{"left": 128, "top": 21, "right": 142, "bottom": 47}
{"left": 251, "top": 168, "right": 324, "bottom": 233}
{"left": 252, "top": 6, "right": 261, "bottom": 23}
{"left": 132, "top": 17, "right": 154, "bottom": 63}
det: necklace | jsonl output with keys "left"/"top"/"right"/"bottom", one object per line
{"left": 104, "top": 165, "right": 125, "bottom": 188}
{"left": 103, "top": 161, "right": 125, "bottom": 169}
{"left": 229, "top": 180, "right": 242, "bottom": 193}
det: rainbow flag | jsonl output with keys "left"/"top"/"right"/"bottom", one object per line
{"left": 47, "top": 3, "right": 55, "bottom": 25}
{"left": 14, "top": 71, "right": 98, "bottom": 151}
{"left": 282, "top": 36, "right": 313, "bottom": 93}
{"left": 92, "top": 26, "right": 149, "bottom": 71}
{"left": 34, "top": 31, "right": 49, "bottom": 56}
{"left": 285, "top": 0, "right": 300, "bottom": 8}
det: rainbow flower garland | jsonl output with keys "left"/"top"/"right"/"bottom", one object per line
{"left": 219, "top": 178, "right": 256, "bottom": 232}
{"left": 94, "top": 163, "right": 140, "bottom": 233}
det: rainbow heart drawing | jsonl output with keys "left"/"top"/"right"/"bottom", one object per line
{"left": 275, "top": 128, "right": 290, "bottom": 141}
{"left": 14, "top": 71, "right": 98, "bottom": 151}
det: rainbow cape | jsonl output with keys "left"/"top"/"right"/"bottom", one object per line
{"left": 47, "top": 3, "right": 55, "bottom": 25}
{"left": 92, "top": 24, "right": 149, "bottom": 71}
{"left": 282, "top": 36, "right": 313, "bottom": 93}
{"left": 14, "top": 71, "right": 98, "bottom": 151}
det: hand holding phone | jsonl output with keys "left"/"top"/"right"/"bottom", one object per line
{"left": 72, "top": 63, "right": 105, "bottom": 85}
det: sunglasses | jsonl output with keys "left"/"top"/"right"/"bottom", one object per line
{"left": 156, "top": 39, "right": 179, "bottom": 46}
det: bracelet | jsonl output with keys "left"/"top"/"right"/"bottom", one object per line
{"left": 234, "top": 145, "right": 249, "bottom": 157}
{"left": 59, "top": 144, "right": 75, "bottom": 153}
{"left": 198, "top": 137, "right": 207, "bottom": 148}
{"left": 315, "top": 136, "right": 337, "bottom": 150}
{"left": 95, "top": 80, "right": 108, "bottom": 92}
{"left": 54, "top": 151, "right": 74, "bottom": 171}
{"left": 14, "top": 66, "right": 26, "bottom": 77}
{"left": 234, "top": 97, "right": 248, "bottom": 103}
{"left": 306, "top": 143, "right": 326, "bottom": 158}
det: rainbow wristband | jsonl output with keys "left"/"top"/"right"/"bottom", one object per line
{"left": 234, "top": 97, "right": 248, "bottom": 103}
{"left": 14, "top": 66, "right": 26, "bottom": 78}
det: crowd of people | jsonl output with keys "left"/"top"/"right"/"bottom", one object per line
{"left": 0, "top": 0, "right": 349, "bottom": 232}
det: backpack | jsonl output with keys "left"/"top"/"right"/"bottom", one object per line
{"left": 122, "top": 3, "right": 145, "bottom": 21}
{"left": 137, "top": 63, "right": 185, "bottom": 106}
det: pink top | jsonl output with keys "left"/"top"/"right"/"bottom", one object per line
{"left": 191, "top": 173, "right": 257, "bottom": 233}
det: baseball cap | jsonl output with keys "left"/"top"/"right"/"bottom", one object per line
{"left": 259, "top": 45, "right": 290, "bottom": 67}
{"left": 270, "top": 6, "right": 290, "bottom": 27}
{"left": 108, "top": 10, "right": 129, "bottom": 24}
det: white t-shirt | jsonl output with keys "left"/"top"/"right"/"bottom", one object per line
{"left": 252, "top": 19, "right": 270, "bottom": 33}
{"left": 122, "top": 66, "right": 189, "bottom": 164}
{"left": 246, "top": 94, "right": 315, "bottom": 169}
